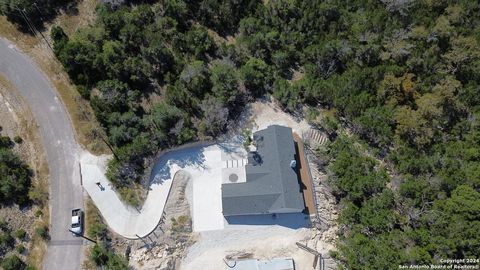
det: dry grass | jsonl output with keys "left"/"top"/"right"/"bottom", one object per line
{"left": 0, "top": 4, "right": 109, "bottom": 154}
{"left": 85, "top": 199, "right": 101, "bottom": 237}
{"left": 54, "top": 0, "right": 97, "bottom": 36}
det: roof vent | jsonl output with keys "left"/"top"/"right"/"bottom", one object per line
{"left": 229, "top": 173, "right": 239, "bottom": 182}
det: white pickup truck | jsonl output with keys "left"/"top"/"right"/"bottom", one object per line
{"left": 71, "top": 208, "right": 83, "bottom": 236}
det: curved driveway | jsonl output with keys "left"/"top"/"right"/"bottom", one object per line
{"left": 80, "top": 141, "right": 233, "bottom": 238}
{"left": 0, "top": 39, "right": 83, "bottom": 270}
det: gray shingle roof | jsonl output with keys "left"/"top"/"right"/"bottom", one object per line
{"left": 222, "top": 125, "right": 305, "bottom": 216}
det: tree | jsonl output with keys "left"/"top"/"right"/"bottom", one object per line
{"left": 101, "top": 40, "right": 126, "bottom": 79}
{"left": 377, "top": 73, "right": 417, "bottom": 107}
{"left": 55, "top": 39, "right": 101, "bottom": 87}
{"left": 183, "top": 26, "right": 216, "bottom": 58}
{"left": 198, "top": 95, "right": 229, "bottom": 137}
{"left": 91, "top": 80, "right": 132, "bottom": 123}
{"left": 328, "top": 138, "right": 389, "bottom": 204}
{"left": 394, "top": 106, "right": 433, "bottom": 149}
{"left": 354, "top": 106, "right": 395, "bottom": 147}
{"left": 51, "top": 26, "right": 69, "bottom": 56}
{"left": 272, "top": 78, "right": 300, "bottom": 112}
{"left": 209, "top": 60, "right": 241, "bottom": 108}
{"left": 106, "top": 111, "right": 142, "bottom": 147}
{"left": 178, "top": 61, "right": 211, "bottom": 98}
{"left": 428, "top": 185, "right": 480, "bottom": 258}
{"left": 196, "top": 0, "right": 260, "bottom": 35}
{"left": 0, "top": 147, "right": 31, "bottom": 205}
{"left": 1, "top": 0, "right": 72, "bottom": 32}
{"left": 90, "top": 244, "right": 109, "bottom": 266}
{"left": 146, "top": 102, "right": 194, "bottom": 146}
{"left": 240, "top": 58, "right": 273, "bottom": 97}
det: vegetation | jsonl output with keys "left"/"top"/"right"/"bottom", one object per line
{"left": 84, "top": 199, "right": 126, "bottom": 269}
{"left": 1, "top": 255, "right": 26, "bottom": 270}
{"left": 50, "top": 0, "right": 480, "bottom": 268}
{"left": 14, "top": 229, "right": 26, "bottom": 240}
{"left": 0, "top": 135, "right": 31, "bottom": 205}
{"left": 0, "top": 0, "right": 74, "bottom": 32}
{"left": 34, "top": 225, "right": 48, "bottom": 240}
{"left": 90, "top": 244, "right": 128, "bottom": 270}
{"left": 51, "top": 2, "right": 252, "bottom": 198}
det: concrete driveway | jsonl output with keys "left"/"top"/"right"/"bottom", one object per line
{"left": 81, "top": 141, "right": 250, "bottom": 237}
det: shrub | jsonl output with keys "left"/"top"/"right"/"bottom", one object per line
{"left": 90, "top": 244, "right": 109, "bottom": 266}
{"left": 1, "top": 255, "right": 26, "bottom": 270}
{"left": 0, "top": 232, "right": 15, "bottom": 254}
{"left": 15, "top": 229, "right": 26, "bottom": 240}
{"left": 16, "top": 244, "right": 26, "bottom": 254}
{"left": 88, "top": 222, "right": 108, "bottom": 241}
{"left": 13, "top": 136, "right": 23, "bottom": 144}
{"left": 35, "top": 225, "right": 49, "bottom": 240}
{"left": 0, "top": 148, "right": 32, "bottom": 205}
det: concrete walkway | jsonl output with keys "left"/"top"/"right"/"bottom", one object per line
{"left": 80, "top": 142, "right": 246, "bottom": 238}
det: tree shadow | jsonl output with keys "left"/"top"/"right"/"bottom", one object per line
{"left": 148, "top": 145, "right": 207, "bottom": 186}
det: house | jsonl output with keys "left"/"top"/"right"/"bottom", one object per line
{"left": 221, "top": 125, "right": 305, "bottom": 217}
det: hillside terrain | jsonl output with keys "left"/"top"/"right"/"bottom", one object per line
{"left": 2, "top": 0, "right": 480, "bottom": 269}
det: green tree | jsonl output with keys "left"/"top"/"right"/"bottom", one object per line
{"left": 272, "top": 78, "right": 300, "bottom": 112}
{"left": 183, "top": 26, "right": 216, "bottom": 59}
{"left": 240, "top": 58, "right": 273, "bottom": 97}
{"left": 209, "top": 60, "right": 240, "bottom": 108}
{"left": 146, "top": 102, "right": 194, "bottom": 146}
{"left": 91, "top": 80, "right": 133, "bottom": 123}
{"left": 0, "top": 147, "right": 31, "bottom": 205}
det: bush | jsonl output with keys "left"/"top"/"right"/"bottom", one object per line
{"left": 0, "top": 148, "right": 32, "bottom": 205}
{"left": 15, "top": 229, "right": 26, "bottom": 240}
{"left": 0, "top": 232, "right": 15, "bottom": 254}
{"left": 90, "top": 244, "right": 109, "bottom": 265}
{"left": 88, "top": 222, "right": 108, "bottom": 241}
{"left": 16, "top": 244, "right": 26, "bottom": 254}
{"left": 35, "top": 225, "right": 49, "bottom": 240}
{"left": 118, "top": 187, "right": 140, "bottom": 207}
{"left": 90, "top": 244, "right": 129, "bottom": 269}
{"left": 0, "top": 136, "right": 13, "bottom": 148}
{"left": 13, "top": 136, "right": 23, "bottom": 144}
{"left": 1, "top": 255, "right": 26, "bottom": 270}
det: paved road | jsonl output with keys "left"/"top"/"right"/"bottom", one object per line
{"left": 0, "top": 39, "right": 84, "bottom": 270}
